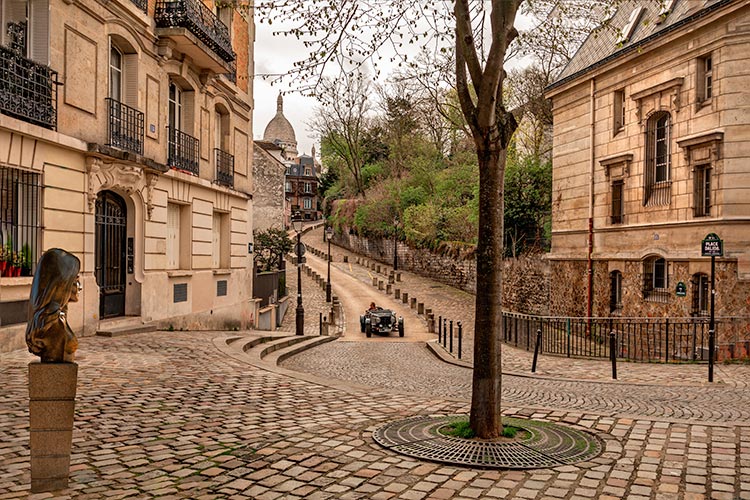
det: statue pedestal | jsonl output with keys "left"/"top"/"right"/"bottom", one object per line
{"left": 28, "top": 362, "right": 77, "bottom": 493}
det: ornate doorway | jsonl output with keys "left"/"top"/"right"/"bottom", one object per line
{"left": 95, "top": 191, "right": 127, "bottom": 318}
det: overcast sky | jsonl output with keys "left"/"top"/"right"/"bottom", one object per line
{"left": 252, "top": 11, "right": 536, "bottom": 159}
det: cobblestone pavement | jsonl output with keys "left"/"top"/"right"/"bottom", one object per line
{"left": 301, "top": 227, "right": 750, "bottom": 388}
{"left": 2, "top": 332, "right": 750, "bottom": 499}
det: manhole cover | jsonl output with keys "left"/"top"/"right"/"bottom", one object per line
{"left": 373, "top": 415, "right": 602, "bottom": 469}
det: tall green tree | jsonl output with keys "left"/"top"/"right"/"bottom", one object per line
{"left": 253, "top": 228, "right": 293, "bottom": 272}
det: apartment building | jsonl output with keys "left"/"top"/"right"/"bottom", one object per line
{"left": 0, "top": 0, "right": 255, "bottom": 350}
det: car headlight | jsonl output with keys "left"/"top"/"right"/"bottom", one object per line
{"left": 372, "top": 317, "right": 380, "bottom": 325}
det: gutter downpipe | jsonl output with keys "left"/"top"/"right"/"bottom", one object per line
{"left": 587, "top": 78, "right": 595, "bottom": 322}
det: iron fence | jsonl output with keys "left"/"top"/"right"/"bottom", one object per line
{"left": 0, "top": 45, "right": 59, "bottom": 130}
{"left": 214, "top": 148, "right": 234, "bottom": 188}
{"left": 501, "top": 312, "right": 749, "bottom": 363}
{"left": 154, "top": 0, "right": 235, "bottom": 63}
{"left": 168, "top": 126, "right": 199, "bottom": 175}
{"left": 106, "top": 98, "right": 144, "bottom": 155}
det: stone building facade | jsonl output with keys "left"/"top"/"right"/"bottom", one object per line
{"left": 0, "top": 0, "right": 255, "bottom": 351}
{"left": 252, "top": 140, "right": 286, "bottom": 231}
{"left": 546, "top": 0, "right": 750, "bottom": 349}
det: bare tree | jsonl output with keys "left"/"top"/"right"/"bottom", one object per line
{"left": 310, "top": 74, "right": 373, "bottom": 197}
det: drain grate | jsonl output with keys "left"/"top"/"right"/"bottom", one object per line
{"left": 373, "top": 415, "right": 602, "bottom": 469}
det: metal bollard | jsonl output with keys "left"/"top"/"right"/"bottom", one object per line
{"left": 458, "top": 322, "right": 462, "bottom": 360}
{"left": 395, "top": 289, "right": 401, "bottom": 300}
{"left": 531, "top": 328, "right": 542, "bottom": 373}
{"left": 708, "top": 328, "right": 715, "bottom": 383}
{"left": 443, "top": 318, "right": 447, "bottom": 347}
{"left": 449, "top": 320, "right": 453, "bottom": 353}
{"left": 438, "top": 315, "right": 442, "bottom": 343}
{"left": 610, "top": 331, "right": 617, "bottom": 380}
{"left": 319, "top": 312, "right": 323, "bottom": 336}
{"left": 402, "top": 292, "right": 409, "bottom": 304}
{"left": 386, "top": 283, "right": 392, "bottom": 294}
{"left": 417, "top": 303, "right": 424, "bottom": 315}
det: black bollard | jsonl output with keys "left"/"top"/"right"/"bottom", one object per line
{"left": 708, "top": 328, "right": 715, "bottom": 383}
{"left": 443, "top": 318, "right": 447, "bottom": 347}
{"left": 458, "top": 322, "right": 462, "bottom": 360}
{"left": 532, "top": 328, "right": 542, "bottom": 373}
{"left": 438, "top": 315, "right": 442, "bottom": 344}
{"left": 449, "top": 320, "right": 453, "bottom": 354}
{"left": 610, "top": 330, "right": 617, "bottom": 380}
{"left": 319, "top": 312, "right": 323, "bottom": 336}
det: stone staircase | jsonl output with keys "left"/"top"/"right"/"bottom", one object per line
{"left": 222, "top": 333, "right": 336, "bottom": 367}
{"left": 96, "top": 316, "right": 157, "bottom": 337}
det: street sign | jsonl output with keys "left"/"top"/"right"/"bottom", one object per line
{"left": 701, "top": 233, "right": 723, "bottom": 257}
{"left": 676, "top": 282, "right": 687, "bottom": 297}
{"left": 296, "top": 242, "right": 306, "bottom": 257}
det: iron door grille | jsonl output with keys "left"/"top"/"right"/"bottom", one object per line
{"left": 95, "top": 191, "right": 127, "bottom": 317}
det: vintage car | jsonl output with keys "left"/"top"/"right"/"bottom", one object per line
{"left": 360, "top": 308, "right": 404, "bottom": 338}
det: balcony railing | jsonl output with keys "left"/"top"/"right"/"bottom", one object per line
{"left": 154, "top": 0, "right": 235, "bottom": 63}
{"left": 168, "top": 126, "right": 199, "bottom": 175}
{"left": 0, "top": 45, "right": 59, "bottom": 130}
{"left": 214, "top": 148, "right": 234, "bottom": 188}
{"left": 223, "top": 59, "right": 236, "bottom": 84}
{"left": 131, "top": 0, "right": 147, "bottom": 12}
{"left": 106, "top": 98, "right": 144, "bottom": 155}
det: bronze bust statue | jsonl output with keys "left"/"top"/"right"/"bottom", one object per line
{"left": 25, "top": 249, "right": 81, "bottom": 363}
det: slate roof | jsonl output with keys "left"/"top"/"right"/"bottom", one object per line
{"left": 548, "top": 0, "right": 734, "bottom": 90}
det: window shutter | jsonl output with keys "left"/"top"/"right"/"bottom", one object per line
{"left": 29, "top": 0, "right": 48, "bottom": 64}
{"left": 167, "top": 204, "right": 180, "bottom": 269}
{"left": 122, "top": 53, "right": 139, "bottom": 109}
{"left": 183, "top": 91, "right": 195, "bottom": 136}
{"left": 212, "top": 213, "right": 221, "bottom": 268}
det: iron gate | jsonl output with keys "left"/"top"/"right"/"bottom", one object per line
{"left": 95, "top": 191, "right": 126, "bottom": 318}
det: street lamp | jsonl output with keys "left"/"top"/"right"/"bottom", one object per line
{"left": 292, "top": 211, "right": 304, "bottom": 336}
{"left": 393, "top": 215, "right": 399, "bottom": 271}
{"left": 325, "top": 226, "right": 334, "bottom": 302}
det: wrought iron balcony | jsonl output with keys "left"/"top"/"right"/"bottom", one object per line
{"left": 154, "top": 0, "right": 235, "bottom": 64}
{"left": 106, "top": 98, "right": 144, "bottom": 155}
{"left": 168, "top": 126, "right": 199, "bottom": 175}
{"left": 131, "top": 0, "right": 147, "bottom": 13}
{"left": 214, "top": 148, "right": 234, "bottom": 188}
{"left": 0, "top": 45, "right": 59, "bottom": 130}
{"left": 223, "top": 59, "right": 236, "bottom": 84}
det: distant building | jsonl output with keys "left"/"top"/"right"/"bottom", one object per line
{"left": 546, "top": 1, "right": 749, "bottom": 329}
{"left": 260, "top": 93, "right": 321, "bottom": 225}
{"left": 253, "top": 141, "right": 286, "bottom": 232}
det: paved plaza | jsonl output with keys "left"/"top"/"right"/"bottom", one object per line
{"left": 1, "top": 236, "right": 750, "bottom": 499}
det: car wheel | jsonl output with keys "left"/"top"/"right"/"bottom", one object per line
{"left": 366, "top": 323, "right": 372, "bottom": 338}
{"left": 360, "top": 315, "right": 366, "bottom": 333}
{"left": 398, "top": 318, "right": 404, "bottom": 337}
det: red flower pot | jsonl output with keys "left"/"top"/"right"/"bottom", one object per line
{"left": 12, "top": 266, "right": 21, "bottom": 277}
{"left": 0, "top": 261, "right": 6, "bottom": 274}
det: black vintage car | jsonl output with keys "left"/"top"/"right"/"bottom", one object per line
{"left": 360, "top": 308, "right": 404, "bottom": 338}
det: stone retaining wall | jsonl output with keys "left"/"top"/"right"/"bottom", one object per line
{"left": 333, "top": 232, "right": 550, "bottom": 315}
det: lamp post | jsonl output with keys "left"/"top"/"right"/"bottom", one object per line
{"left": 325, "top": 226, "right": 334, "bottom": 302}
{"left": 292, "top": 212, "right": 304, "bottom": 336}
{"left": 393, "top": 216, "right": 399, "bottom": 271}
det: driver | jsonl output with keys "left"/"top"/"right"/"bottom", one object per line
{"left": 368, "top": 302, "right": 377, "bottom": 312}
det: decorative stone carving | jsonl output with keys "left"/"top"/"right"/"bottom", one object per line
{"left": 600, "top": 153, "right": 634, "bottom": 179}
{"left": 86, "top": 156, "right": 158, "bottom": 220}
{"left": 631, "top": 77, "right": 684, "bottom": 124}
{"left": 676, "top": 131, "right": 724, "bottom": 165}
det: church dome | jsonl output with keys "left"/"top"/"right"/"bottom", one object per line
{"left": 263, "top": 94, "right": 297, "bottom": 159}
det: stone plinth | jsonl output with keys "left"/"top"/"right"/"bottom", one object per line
{"left": 29, "top": 362, "right": 78, "bottom": 493}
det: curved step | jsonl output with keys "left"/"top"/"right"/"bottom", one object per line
{"left": 267, "top": 335, "right": 336, "bottom": 365}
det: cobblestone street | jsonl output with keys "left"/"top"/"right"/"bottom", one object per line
{"left": 1, "top": 233, "right": 750, "bottom": 499}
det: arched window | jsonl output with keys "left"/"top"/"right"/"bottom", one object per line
{"left": 691, "top": 273, "right": 709, "bottom": 317}
{"left": 644, "top": 111, "right": 671, "bottom": 206}
{"left": 609, "top": 271, "right": 623, "bottom": 313}
{"left": 643, "top": 256, "right": 668, "bottom": 302}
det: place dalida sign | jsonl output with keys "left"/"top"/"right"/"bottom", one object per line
{"left": 701, "top": 233, "right": 723, "bottom": 257}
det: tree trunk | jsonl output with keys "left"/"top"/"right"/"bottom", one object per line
{"left": 470, "top": 135, "right": 506, "bottom": 439}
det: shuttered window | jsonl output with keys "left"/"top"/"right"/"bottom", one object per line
{"left": 212, "top": 213, "right": 221, "bottom": 268}
{"left": 167, "top": 203, "right": 180, "bottom": 269}
{"left": 2, "top": 0, "right": 48, "bottom": 63}
{"left": 694, "top": 165, "right": 711, "bottom": 217}
{"left": 611, "top": 180, "right": 623, "bottom": 224}
{"left": 644, "top": 112, "right": 671, "bottom": 206}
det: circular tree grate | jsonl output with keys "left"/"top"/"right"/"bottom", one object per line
{"left": 373, "top": 415, "right": 602, "bottom": 469}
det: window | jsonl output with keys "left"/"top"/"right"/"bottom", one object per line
{"left": 643, "top": 256, "right": 668, "bottom": 302}
{"left": 697, "top": 54, "right": 713, "bottom": 105}
{"left": 691, "top": 273, "right": 709, "bottom": 317}
{"left": 644, "top": 111, "right": 671, "bottom": 206}
{"left": 109, "top": 44, "right": 123, "bottom": 101}
{"left": 303, "top": 198, "right": 312, "bottom": 209}
{"left": 304, "top": 182, "right": 311, "bottom": 193}
{"left": 613, "top": 90, "right": 625, "bottom": 134}
{"left": 0, "top": 166, "right": 41, "bottom": 276}
{"left": 694, "top": 165, "right": 711, "bottom": 217}
{"left": 168, "top": 82, "right": 182, "bottom": 131}
{"left": 616, "top": 6, "right": 643, "bottom": 45}
{"left": 304, "top": 167, "right": 312, "bottom": 176}
{"left": 2, "top": 0, "right": 48, "bottom": 64}
{"left": 609, "top": 271, "right": 623, "bottom": 313}
{"left": 611, "top": 180, "right": 624, "bottom": 224}
{"left": 166, "top": 203, "right": 181, "bottom": 269}
{"left": 285, "top": 166, "right": 291, "bottom": 175}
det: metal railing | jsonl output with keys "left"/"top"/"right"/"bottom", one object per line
{"left": 168, "top": 126, "right": 199, "bottom": 175}
{"left": 223, "top": 59, "right": 236, "bottom": 84}
{"left": 131, "top": 0, "right": 147, "bottom": 12}
{"left": 214, "top": 148, "right": 234, "bottom": 188}
{"left": 106, "top": 98, "right": 144, "bottom": 155}
{"left": 154, "top": 0, "right": 236, "bottom": 63}
{"left": 501, "top": 312, "right": 748, "bottom": 363}
{"left": 0, "top": 45, "right": 59, "bottom": 130}
{"left": 0, "top": 166, "right": 41, "bottom": 277}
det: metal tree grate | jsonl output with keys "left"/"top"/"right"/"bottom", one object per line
{"left": 373, "top": 416, "right": 602, "bottom": 469}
